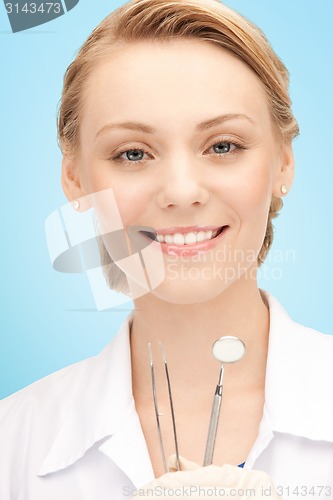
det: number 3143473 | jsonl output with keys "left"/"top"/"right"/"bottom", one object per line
{"left": 5, "top": 3, "right": 61, "bottom": 14}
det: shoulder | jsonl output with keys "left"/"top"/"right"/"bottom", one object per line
{"left": 0, "top": 350, "right": 96, "bottom": 442}
{"left": 0, "top": 356, "right": 92, "bottom": 491}
{"left": 0, "top": 311, "right": 136, "bottom": 414}
{"left": 0, "top": 335, "right": 124, "bottom": 494}
{"left": 264, "top": 289, "right": 333, "bottom": 347}
{"left": 265, "top": 290, "right": 333, "bottom": 374}
{"left": 0, "top": 313, "right": 132, "bottom": 443}
{"left": 263, "top": 291, "right": 333, "bottom": 440}
{"left": 0, "top": 315, "right": 132, "bottom": 493}
{"left": 0, "top": 328, "right": 121, "bottom": 422}
{"left": 1, "top": 355, "right": 88, "bottom": 409}
{"left": 291, "top": 318, "right": 333, "bottom": 348}
{"left": 0, "top": 334, "right": 118, "bottom": 453}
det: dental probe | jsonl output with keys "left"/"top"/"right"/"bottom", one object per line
{"left": 148, "top": 343, "right": 180, "bottom": 473}
{"left": 148, "top": 342, "right": 168, "bottom": 473}
{"left": 160, "top": 342, "right": 180, "bottom": 471}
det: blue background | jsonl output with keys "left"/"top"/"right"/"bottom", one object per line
{"left": 1, "top": 0, "right": 332, "bottom": 399}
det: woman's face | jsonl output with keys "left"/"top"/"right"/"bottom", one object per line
{"left": 63, "top": 39, "right": 293, "bottom": 304}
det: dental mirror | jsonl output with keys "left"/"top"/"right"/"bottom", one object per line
{"left": 203, "top": 336, "right": 246, "bottom": 466}
{"left": 212, "top": 336, "right": 246, "bottom": 364}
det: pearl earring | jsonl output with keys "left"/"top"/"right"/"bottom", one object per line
{"left": 73, "top": 200, "right": 80, "bottom": 210}
{"left": 281, "top": 184, "right": 288, "bottom": 195}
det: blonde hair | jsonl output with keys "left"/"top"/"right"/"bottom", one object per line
{"left": 58, "top": 0, "right": 299, "bottom": 293}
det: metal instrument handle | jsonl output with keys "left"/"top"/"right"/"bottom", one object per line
{"left": 203, "top": 384, "right": 223, "bottom": 466}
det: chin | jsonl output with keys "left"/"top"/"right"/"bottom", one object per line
{"left": 149, "top": 277, "right": 230, "bottom": 305}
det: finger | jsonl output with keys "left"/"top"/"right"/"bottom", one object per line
{"left": 168, "top": 454, "right": 201, "bottom": 472}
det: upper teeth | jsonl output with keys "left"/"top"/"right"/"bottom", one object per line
{"left": 156, "top": 229, "right": 219, "bottom": 245}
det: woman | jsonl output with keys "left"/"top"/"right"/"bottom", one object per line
{"left": 1, "top": 0, "right": 333, "bottom": 498}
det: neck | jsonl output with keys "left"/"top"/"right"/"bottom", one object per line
{"left": 130, "top": 273, "right": 270, "bottom": 407}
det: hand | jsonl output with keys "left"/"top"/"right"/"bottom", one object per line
{"left": 132, "top": 455, "right": 281, "bottom": 499}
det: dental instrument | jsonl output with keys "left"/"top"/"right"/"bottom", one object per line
{"left": 203, "top": 336, "right": 246, "bottom": 466}
{"left": 148, "top": 342, "right": 180, "bottom": 473}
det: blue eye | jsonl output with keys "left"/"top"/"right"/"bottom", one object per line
{"left": 123, "top": 149, "right": 145, "bottom": 161}
{"left": 212, "top": 142, "right": 235, "bottom": 154}
{"left": 110, "top": 148, "right": 150, "bottom": 164}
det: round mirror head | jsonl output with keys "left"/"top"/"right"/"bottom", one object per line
{"left": 212, "top": 336, "right": 246, "bottom": 364}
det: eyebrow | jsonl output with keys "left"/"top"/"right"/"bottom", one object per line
{"left": 197, "top": 113, "right": 255, "bottom": 130}
{"left": 95, "top": 113, "right": 255, "bottom": 139}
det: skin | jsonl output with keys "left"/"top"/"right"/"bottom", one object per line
{"left": 62, "top": 39, "right": 294, "bottom": 477}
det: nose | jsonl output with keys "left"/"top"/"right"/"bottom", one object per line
{"left": 155, "top": 154, "right": 210, "bottom": 210}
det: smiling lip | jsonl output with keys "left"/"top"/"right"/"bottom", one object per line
{"left": 141, "top": 225, "right": 229, "bottom": 256}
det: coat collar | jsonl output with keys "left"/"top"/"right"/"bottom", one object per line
{"left": 37, "top": 292, "right": 333, "bottom": 484}
{"left": 37, "top": 311, "right": 154, "bottom": 487}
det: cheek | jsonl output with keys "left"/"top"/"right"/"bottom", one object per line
{"left": 78, "top": 150, "right": 156, "bottom": 223}
{"left": 87, "top": 170, "right": 154, "bottom": 225}
{"left": 237, "top": 174, "right": 272, "bottom": 216}
{"left": 235, "top": 170, "right": 273, "bottom": 259}
{"left": 214, "top": 157, "right": 274, "bottom": 259}
{"left": 216, "top": 160, "right": 273, "bottom": 221}
{"left": 114, "top": 186, "right": 152, "bottom": 225}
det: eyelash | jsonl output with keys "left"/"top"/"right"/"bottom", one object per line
{"left": 110, "top": 139, "right": 246, "bottom": 165}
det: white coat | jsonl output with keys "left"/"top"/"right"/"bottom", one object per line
{"left": 0, "top": 291, "right": 333, "bottom": 499}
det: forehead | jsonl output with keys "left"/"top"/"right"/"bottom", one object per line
{"left": 81, "top": 39, "right": 271, "bottom": 136}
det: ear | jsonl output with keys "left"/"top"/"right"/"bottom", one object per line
{"left": 272, "top": 142, "right": 295, "bottom": 198}
{"left": 61, "top": 150, "right": 87, "bottom": 203}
